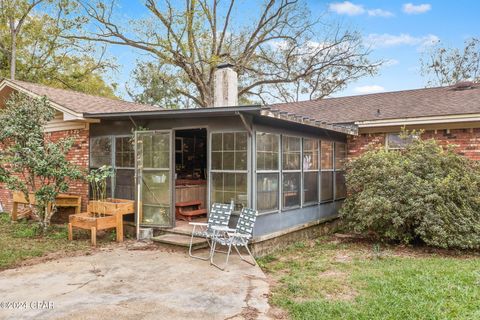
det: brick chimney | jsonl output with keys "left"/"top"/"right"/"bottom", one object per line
{"left": 213, "top": 63, "right": 238, "bottom": 107}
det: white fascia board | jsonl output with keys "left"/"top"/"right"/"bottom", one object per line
{"left": 355, "top": 114, "right": 480, "bottom": 128}
{"left": 0, "top": 80, "right": 85, "bottom": 120}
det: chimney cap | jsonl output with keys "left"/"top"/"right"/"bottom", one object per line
{"left": 216, "top": 63, "right": 234, "bottom": 69}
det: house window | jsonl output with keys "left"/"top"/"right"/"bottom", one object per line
{"left": 282, "top": 136, "right": 301, "bottom": 209}
{"left": 334, "top": 142, "right": 347, "bottom": 199}
{"left": 115, "top": 136, "right": 135, "bottom": 200}
{"left": 210, "top": 132, "right": 248, "bottom": 211}
{"left": 256, "top": 132, "right": 280, "bottom": 213}
{"left": 320, "top": 141, "right": 334, "bottom": 202}
{"left": 386, "top": 132, "right": 416, "bottom": 150}
{"left": 303, "top": 138, "right": 319, "bottom": 205}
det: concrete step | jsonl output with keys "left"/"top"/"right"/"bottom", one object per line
{"left": 151, "top": 234, "right": 208, "bottom": 251}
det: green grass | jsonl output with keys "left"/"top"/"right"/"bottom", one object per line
{"left": 258, "top": 237, "right": 480, "bottom": 320}
{"left": 0, "top": 212, "right": 97, "bottom": 270}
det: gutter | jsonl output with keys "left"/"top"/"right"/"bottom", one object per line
{"left": 83, "top": 105, "right": 263, "bottom": 119}
{"left": 355, "top": 113, "right": 480, "bottom": 128}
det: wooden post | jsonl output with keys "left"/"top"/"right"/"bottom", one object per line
{"left": 116, "top": 212, "right": 123, "bottom": 243}
{"left": 68, "top": 223, "right": 73, "bottom": 241}
{"left": 91, "top": 227, "right": 96, "bottom": 247}
{"left": 11, "top": 201, "right": 18, "bottom": 221}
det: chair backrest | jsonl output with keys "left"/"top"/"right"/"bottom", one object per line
{"left": 235, "top": 207, "right": 258, "bottom": 239}
{"left": 208, "top": 203, "right": 233, "bottom": 228}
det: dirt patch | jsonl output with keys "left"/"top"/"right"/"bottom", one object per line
{"left": 267, "top": 306, "right": 289, "bottom": 319}
{"left": 334, "top": 252, "right": 352, "bottom": 263}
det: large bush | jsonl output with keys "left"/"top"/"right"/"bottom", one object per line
{"left": 341, "top": 134, "right": 480, "bottom": 249}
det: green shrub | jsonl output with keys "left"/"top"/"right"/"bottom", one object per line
{"left": 341, "top": 133, "right": 480, "bottom": 249}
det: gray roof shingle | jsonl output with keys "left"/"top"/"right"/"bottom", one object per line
{"left": 270, "top": 83, "right": 480, "bottom": 124}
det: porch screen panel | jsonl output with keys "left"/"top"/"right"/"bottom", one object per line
{"left": 256, "top": 132, "right": 280, "bottom": 213}
{"left": 138, "top": 132, "right": 171, "bottom": 225}
{"left": 335, "top": 142, "right": 347, "bottom": 199}
{"left": 114, "top": 136, "right": 135, "bottom": 200}
{"left": 320, "top": 141, "right": 334, "bottom": 202}
{"left": 89, "top": 136, "right": 113, "bottom": 198}
{"left": 282, "top": 136, "right": 301, "bottom": 209}
{"left": 303, "top": 138, "right": 319, "bottom": 205}
{"left": 210, "top": 132, "right": 248, "bottom": 211}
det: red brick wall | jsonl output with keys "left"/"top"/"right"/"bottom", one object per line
{"left": 347, "top": 132, "right": 386, "bottom": 159}
{"left": 0, "top": 128, "right": 89, "bottom": 213}
{"left": 347, "top": 128, "right": 480, "bottom": 161}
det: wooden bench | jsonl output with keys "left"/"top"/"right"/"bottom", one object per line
{"left": 175, "top": 200, "right": 207, "bottom": 221}
{"left": 11, "top": 191, "right": 81, "bottom": 221}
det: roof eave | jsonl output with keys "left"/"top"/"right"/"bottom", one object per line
{"left": 0, "top": 79, "right": 85, "bottom": 119}
{"left": 355, "top": 113, "right": 480, "bottom": 128}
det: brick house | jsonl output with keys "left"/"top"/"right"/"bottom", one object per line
{"left": 0, "top": 74, "right": 479, "bottom": 244}
{"left": 272, "top": 81, "right": 480, "bottom": 160}
{"left": 0, "top": 79, "right": 158, "bottom": 213}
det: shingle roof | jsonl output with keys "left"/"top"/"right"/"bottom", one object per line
{"left": 270, "top": 83, "right": 480, "bottom": 124}
{"left": 4, "top": 79, "right": 160, "bottom": 115}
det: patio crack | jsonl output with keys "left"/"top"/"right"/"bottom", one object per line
{"left": 224, "top": 275, "right": 260, "bottom": 320}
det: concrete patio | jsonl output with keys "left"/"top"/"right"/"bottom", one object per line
{"left": 0, "top": 245, "right": 271, "bottom": 320}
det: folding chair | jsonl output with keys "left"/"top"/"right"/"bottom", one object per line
{"left": 188, "top": 202, "right": 233, "bottom": 260}
{"left": 210, "top": 207, "right": 258, "bottom": 270}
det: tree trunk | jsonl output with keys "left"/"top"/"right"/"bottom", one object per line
{"left": 10, "top": 28, "right": 16, "bottom": 80}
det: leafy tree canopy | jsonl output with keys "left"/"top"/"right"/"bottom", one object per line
{"left": 0, "top": 0, "right": 117, "bottom": 98}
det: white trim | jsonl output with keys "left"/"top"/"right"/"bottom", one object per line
{"left": 355, "top": 114, "right": 480, "bottom": 128}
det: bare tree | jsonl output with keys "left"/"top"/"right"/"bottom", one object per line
{"left": 421, "top": 38, "right": 480, "bottom": 87}
{"left": 74, "top": 0, "right": 379, "bottom": 107}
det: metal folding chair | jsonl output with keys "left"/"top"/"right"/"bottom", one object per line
{"left": 188, "top": 202, "right": 233, "bottom": 260}
{"left": 210, "top": 207, "right": 258, "bottom": 270}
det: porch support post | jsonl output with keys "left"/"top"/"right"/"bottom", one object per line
{"left": 236, "top": 112, "right": 253, "bottom": 136}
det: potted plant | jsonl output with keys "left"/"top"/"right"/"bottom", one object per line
{"left": 86, "top": 165, "right": 135, "bottom": 216}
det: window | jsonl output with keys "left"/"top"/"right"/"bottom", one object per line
{"left": 210, "top": 132, "right": 248, "bottom": 211}
{"left": 89, "top": 135, "right": 136, "bottom": 200}
{"left": 115, "top": 136, "right": 135, "bottom": 200}
{"left": 303, "top": 138, "right": 319, "bottom": 205}
{"left": 282, "top": 136, "right": 301, "bottom": 170}
{"left": 282, "top": 136, "right": 301, "bottom": 209}
{"left": 386, "top": 132, "right": 417, "bottom": 150}
{"left": 115, "top": 136, "right": 134, "bottom": 168}
{"left": 90, "top": 136, "right": 112, "bottom": 168}
{"left": 256, "top": 133, "right": 280, "bottom": 213}
{"left": 320, "top": 141, "right": 334, "bottom": 202}
{"left": 256, "top": 132, "right": 279, "bottom": 171}
{"left": 334, "top": 142, "right": 347, "bottom": 199}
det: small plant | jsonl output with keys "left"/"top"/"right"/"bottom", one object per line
{"left": 86, "top": 165, "right": 114, "bottom": 202}
{"left": 86, "top": 165, "right": 114, "bottom": 217}
{"left": 372, "top": 243, "right": 383, "bottom": 259}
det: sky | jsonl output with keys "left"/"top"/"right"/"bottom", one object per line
{"left": 107, "top": 0, "right": 480, "bottom": 100}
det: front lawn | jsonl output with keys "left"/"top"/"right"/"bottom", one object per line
{"left": 258, "top": 235, "right": 480, "bottom": 320}
{"left": 0, "top": 212, "right": 102, "bottom": 270}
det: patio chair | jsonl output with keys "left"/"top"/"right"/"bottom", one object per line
{"left": 188, "top": 202, "right": 233, "bottom": 260}
{"left": 210, "top": 207, "right": 258, "bottom": 271}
